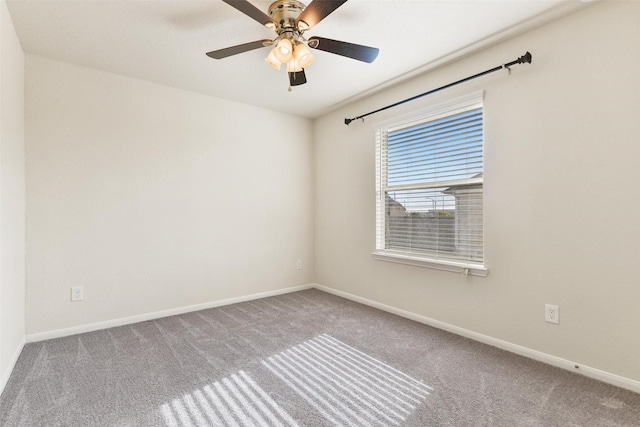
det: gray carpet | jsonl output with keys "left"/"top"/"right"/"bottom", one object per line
{"left": 0, "top": 289, "right": 638, "bottom": 426}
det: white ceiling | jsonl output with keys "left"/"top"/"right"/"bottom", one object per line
{"left": 6, "top": 0, "right": 585, "bottom": 118}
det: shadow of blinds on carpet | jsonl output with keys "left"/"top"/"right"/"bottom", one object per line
{"left": 263, "top": 334, "right": 433, "bottom": 426}
{"left": 160, "top": 334, "right": 432, "bottom": 426}
{"left": 160, "top": 370, "right": 298, "bottom": 427}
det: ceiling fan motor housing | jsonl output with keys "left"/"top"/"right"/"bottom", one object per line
{"left": 268, "top": 0, "right": 307, "bottom": 31}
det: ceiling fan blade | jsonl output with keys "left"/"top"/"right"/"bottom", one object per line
{"left": 289, "top": 69, "right": 307, "bottom": 86}
{"left": 296, "top": 0, "right": 348, "bottom": 30}
{"left": 308, "top": 37, "right": 379, "bottom": 63}
{"left": 206, "top": 40, "right": 271, "bottom": 59}
{"left": 221, "top": 0, "right": 277, "bottom": 27}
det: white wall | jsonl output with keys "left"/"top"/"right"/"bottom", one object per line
{"left": 314, "top": 1, "right": 640, "bottom": 382}
{"left": 0, "top": 0, "right": 26, "bottom": 387}
{"left": 25, "top": 56, "right": 314, "bottom": 334}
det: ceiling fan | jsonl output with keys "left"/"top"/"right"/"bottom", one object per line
{"left": 206, "top": 0, "right": 380, "bottom": 88}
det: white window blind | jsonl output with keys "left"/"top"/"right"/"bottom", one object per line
{"left": 375, "top": 94, "right": 485, "bottom": 270}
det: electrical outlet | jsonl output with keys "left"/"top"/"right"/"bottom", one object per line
{"left": 296, "top": 259, "right": 302, "bottom": 270}
{"left": 545, "top": 304, "right": 559, "bottom": 324}
{"left": 71, "top": 286, "right": 84, "bottom": 302}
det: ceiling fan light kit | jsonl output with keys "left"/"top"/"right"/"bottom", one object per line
{"left": 207, "top": 0, "right": 379, "bottom": 88}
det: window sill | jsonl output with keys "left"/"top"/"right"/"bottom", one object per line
{"left": 371, "top": 251, "right": 489, "bottom": 277}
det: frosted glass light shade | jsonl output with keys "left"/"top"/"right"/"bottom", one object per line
{"left": 294, "top": 43, "right": 314, "bottom": 68}
{"left": 265, "top": 49, "right": 282, "bottom": 70}
{"left": 274, "top": 39, "right": 293, "bottom": 62}
{"left": 286, "top": 59, "right": 303, "bottom": 73}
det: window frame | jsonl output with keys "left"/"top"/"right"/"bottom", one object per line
{"left": 373, "top": 91, "right": 488, "bottom": 277}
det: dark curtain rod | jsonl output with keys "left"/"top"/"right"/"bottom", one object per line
{"left": 344, "top": 51, "right": 532, "bottom": 125}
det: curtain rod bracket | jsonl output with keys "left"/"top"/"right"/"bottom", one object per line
{"left": 344, "top": 51, "right": 532, "bottom": 125}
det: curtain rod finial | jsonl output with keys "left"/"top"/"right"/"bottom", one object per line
{"left": 520, "top": 51, "right": 532, "bottom": 64}
{"left": 344, "top": 118, "right": 353, "bottom": 125}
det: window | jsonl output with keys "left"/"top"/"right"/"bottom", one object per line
{"left": 374, "top": 92, "right": 487, "bottom": 276}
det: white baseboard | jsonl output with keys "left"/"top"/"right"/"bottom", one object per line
{"left": 312, "top": 283, "right": 640, "bottom": 395}
{"left": 26, "top": 284, "right": 314, "bottom": 343}
{"left": 0, "top": 336, "right": 26, "bottom": 396}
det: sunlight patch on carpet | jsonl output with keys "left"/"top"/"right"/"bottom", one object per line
{"left": 262, "top": 334, "right": 433, "bottom": 426}
{"left": 160, "top": 370, "right": 299, "bottom": 427}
